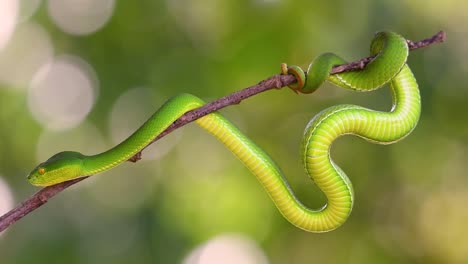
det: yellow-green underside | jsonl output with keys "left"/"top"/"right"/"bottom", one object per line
{"left": 193, "top": 65, "right": 419, "bottom": 232}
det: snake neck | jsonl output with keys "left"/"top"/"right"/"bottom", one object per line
{"left": 81, "top": 94, "right": 203, "bottom": 176}
{"left": 81, "top": 124, "right": 163, "bottom": 176}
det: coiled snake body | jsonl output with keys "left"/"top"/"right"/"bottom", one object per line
{"left": 28, "top": 32, "right": 420, "bottom": 232}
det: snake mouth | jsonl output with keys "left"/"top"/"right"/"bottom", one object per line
{"left": 27, "top": 170, "right": 48, "bottom": 186}
{"left": 27, "top": 174, "right": 44, "bottom": 186}
{"left": 27, "top": 166, "right": 42, "bottom": 185}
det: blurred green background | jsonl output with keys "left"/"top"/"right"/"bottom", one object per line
{"left": 0, "top": 0, "right": 465, "bottom": 263}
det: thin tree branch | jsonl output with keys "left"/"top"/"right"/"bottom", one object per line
{"left": 0, "top": 31, "right": 445, "bottom": 233}
{"left": 331, "top": 31, "right": 445, "bottom": 74}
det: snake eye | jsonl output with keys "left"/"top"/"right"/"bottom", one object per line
{"left": 38, "top": 167, "right": 46, "bottom": 175}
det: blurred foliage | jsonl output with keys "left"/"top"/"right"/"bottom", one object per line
{"left": 0, "top": 0, "right": 466, "bottom": 263}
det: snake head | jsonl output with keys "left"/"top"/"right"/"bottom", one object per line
{"left": 28, "top": 151, "right": 85, "bottom": 187}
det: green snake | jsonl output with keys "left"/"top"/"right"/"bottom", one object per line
{"left": 28, "top": 31, "right": 420, "bottom": 232}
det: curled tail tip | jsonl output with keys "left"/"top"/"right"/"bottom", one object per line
{"left": 281, "top": 63, "right": 307, "bottom": 93}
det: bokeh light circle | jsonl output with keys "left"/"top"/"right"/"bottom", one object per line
{"left": 0, "top": 22, "right": 53, "bottom": 89}
{"left": 0, "top": 0, "right": 18, "bottom": 50}
{"left": 28, "top": 55, "right": 98, "bottom": 131}
{"left": 183, "top": 234, "right": 269, "bottom": 264}
{"left": 0, "top": 176, "right": 14, "bottom": 237}
{"left": 47, "top": 0, "right": 115, "bottom": 35}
